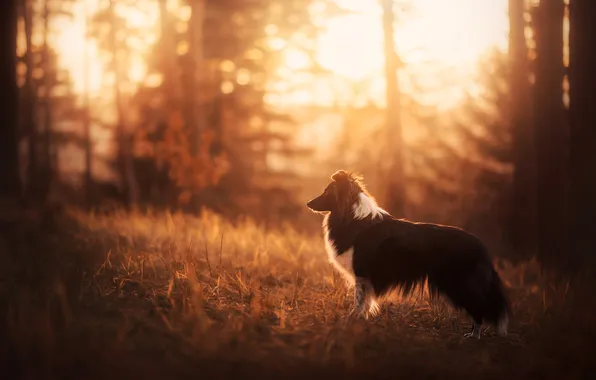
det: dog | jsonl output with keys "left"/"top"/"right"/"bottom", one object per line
{"left": 306, "top": 170, "right": 509, "bottom": 339}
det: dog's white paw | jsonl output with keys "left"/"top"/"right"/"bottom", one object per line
{"left": 463, "top": 332, "right": 480, "bottom": 339}
{"left": 463, "top": 327, "right": 482, "bottom": 339}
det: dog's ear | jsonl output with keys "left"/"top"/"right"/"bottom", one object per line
{"left": 331, "top": 170, "right": 350, "bottom": 182}
{"left": 331, "top": 170, "right": 352, "bottom": 196}
{"left": 331, "top": 170, "right": 363, "bottom": 193}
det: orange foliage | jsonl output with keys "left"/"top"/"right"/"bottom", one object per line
{"left": 146, "top": 110, "right": 230, "bottom": 205}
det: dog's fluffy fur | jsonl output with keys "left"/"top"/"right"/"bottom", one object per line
{"left": 306, "top": 170, "right": 510, "bottom": 339}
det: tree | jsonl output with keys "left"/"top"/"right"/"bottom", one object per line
{"left": 509, "top": 0, "right": 537, "bottom": 259}
{"left": 568, "top": 0, "right": 596, "bottom": 275}
{"left": 87, "top": 0, "right": 140, "bottom": 206}
{"left": 128, "top": 0, "right": 229, "bottom": 208}
{"left": 129, "top": 0, "right": 317, "bottom": 219}
{"left": 199, "top": 0, "right": 318, "bottom": 220}
{"left": 381, "top": 0, "right": 406, "bottom": 217}
{"left": 110, "top": 0, "right": 139, "bottom": 206}
{"left": 41, "top": 0, "right": 52, "bottom": 173}
{"left": 82, "top": 0, "right": 92, "bottom": 202}
{"left": 532, "top": 0, "right": 567, "bottom": 273}
{"left": 20, "top": 0, "right": 40, "bottom": 199}
{"left": 410, "top": 52, "right": 514, "bottom": 254}
{"left": 186, "top": 0, "right": 207, "bottom": 155}
{"left": 0, "top": 0, "right": 21, "bottom": 198}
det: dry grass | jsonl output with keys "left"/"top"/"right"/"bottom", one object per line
{"left": 1, "top": 204, "right": 595, "bottom": 379}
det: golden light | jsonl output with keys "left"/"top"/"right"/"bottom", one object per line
{"left": 280, "top": 0, "right": 509, "bottom": 108}
{"left": 52, "top": 0, "right": 102, "bottom": 95}
{"left": 51, "top": 0, "right": 508, "bottom": 109}
{"left": 284, "top": 49, "right": 311, "bottom": 71}
{"left": 53, "top": 0, "right": 159, "bottom": 95}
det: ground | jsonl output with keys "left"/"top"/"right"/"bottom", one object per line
{"left": 1, "top": 204, "right": 595, "bottom": 379}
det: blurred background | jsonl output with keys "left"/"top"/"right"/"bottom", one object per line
{"left": 2, "top": 0, "right": 593, "bottom": 273}
{"left": 4, "top": 2, "right": 596, "bottom": 377}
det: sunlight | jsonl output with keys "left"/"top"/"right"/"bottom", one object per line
{"left": 316, "top": 0, "right": 508, "bottom": 75}
{"left": 279, "top": 0, "right": 508, "bottom": 107}
{"left": 53, "top": 0, "right": 159, "bottom": 96}
{"left": 52, "top": 0, "right": 102, "bottom": 95}
{"left": 284, "top": 48, "right": 312, "bottom": 71}
{"left": 51, "top": 0, "right": 507, "bottom": 109}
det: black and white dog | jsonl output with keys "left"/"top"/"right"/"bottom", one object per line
{"left": 306, "top": 170, "right": 509, "bottom": 339}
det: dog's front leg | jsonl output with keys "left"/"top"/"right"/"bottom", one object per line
{"left": 349, "top": 277, "right": 369, "bottom": 318}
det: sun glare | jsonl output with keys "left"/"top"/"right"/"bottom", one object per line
{"left": 283, "top": 0, "right": 508, "bottom": 107}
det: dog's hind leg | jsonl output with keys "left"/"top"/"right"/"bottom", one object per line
{"left": 463, "top": 322, "right": 482, "bottom": 339}
{"left": 463, "top": 316, "right": 483, "bottom": 339}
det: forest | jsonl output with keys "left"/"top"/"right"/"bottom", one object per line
{"left": 1, "top": 0, "right": 596, "bottom": 378}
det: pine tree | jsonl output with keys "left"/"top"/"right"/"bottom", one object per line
{"left": 509, "top": 0, "right": 537, "bottom": 258}
{"left": 0, "top": 0, "right": 21, "bottom": 198}
{"left": 532, "top": 0, "right": 567, "bottom": 274}
{"left": 130, "top": 0, "right": 318, "bottom": 219}
{"left": 568, "top": 0, "right": 596, "bottom": 276}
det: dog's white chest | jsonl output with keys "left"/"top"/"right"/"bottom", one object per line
{"left": 324, "top": 232, "right": 355, "bottom": 285}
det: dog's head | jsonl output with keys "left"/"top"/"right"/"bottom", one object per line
{"left": 306, "top": 170, "right": 364, "bottom": 218}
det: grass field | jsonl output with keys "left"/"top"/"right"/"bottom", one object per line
{"left": 1, "top": 204, "right": 595, "bottom": 379}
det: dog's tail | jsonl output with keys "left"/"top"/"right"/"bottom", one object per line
{"left": 497, "top": 309, "right": 509, "bottom": 336}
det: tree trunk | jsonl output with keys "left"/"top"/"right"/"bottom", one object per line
{"left": 381, "top": 0, "right": 406, "bottom": 217}
{"left": 533, "top": 0, "right": 568, "bottom": 274}
{"left": 83, "top": 0, "right": 92, "bottom": 203}
{"left": 185, "top": 0, "right": 206, "bottom": 155}
{"left": 42, "top": 0, "right": 51, "bottom": 166}
{"left": 22, "top": 0, "right": 39, "bottom": 198}
{"left": 568, "top": 0, "right": 596, "bottom": 275}
{"left": 187, "top": 0, "right": 207, "bottom": 155}
{"left": 40, "top": 0, "right": 54, "bottom": 203}
{"left": 0, "top": 0, "right": 21, "bottom": 198}
{"left": 109, "top": 0, "right": 138, "bottom": 207}
{"left": 159, "top": 0, "right": 176, "bottom": 97}
{"left": 509, "top": 0, "right": 537, "bottom": 259}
